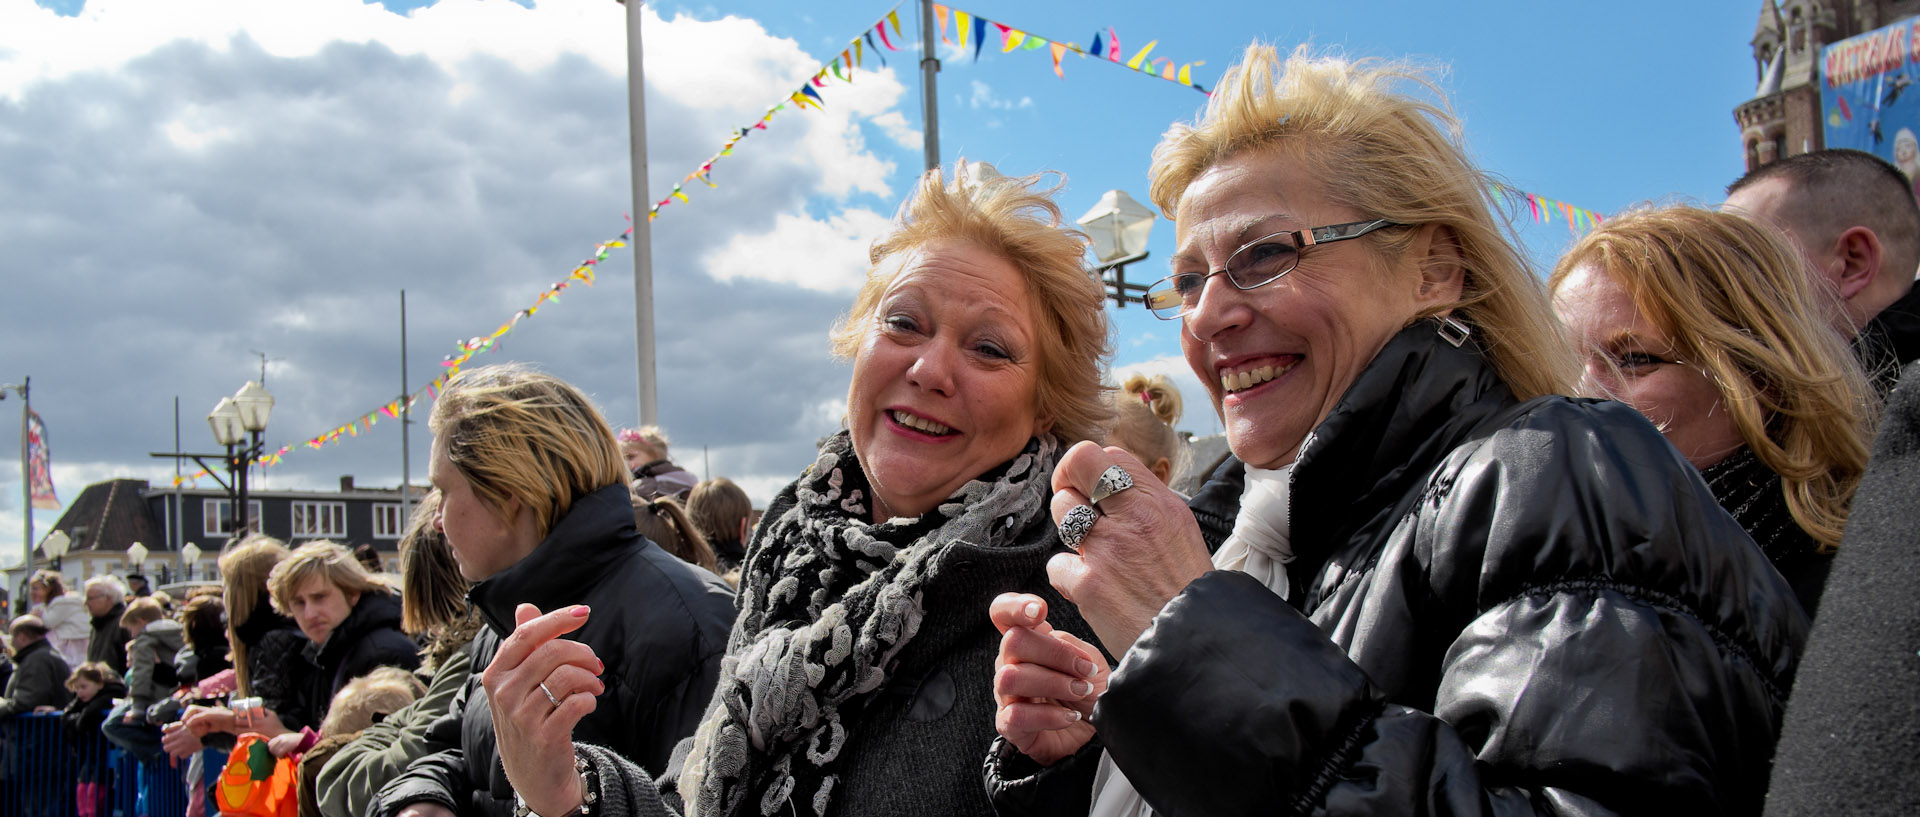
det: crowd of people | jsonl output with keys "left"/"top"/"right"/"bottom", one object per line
{"left": 5, "top": 40, "right": 1918, "bottom": 817}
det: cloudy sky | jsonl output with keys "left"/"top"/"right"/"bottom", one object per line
{"left": 0, "top": 0, "right": 1762, "bottom": 563}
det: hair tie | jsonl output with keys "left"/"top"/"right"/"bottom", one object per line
{"left": 1140, "top": 391, "right": 1153, "bottom": 405}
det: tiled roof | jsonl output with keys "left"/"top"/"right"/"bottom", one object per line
{"left": 43, "top": 479, "right": 168, "bottom": 555}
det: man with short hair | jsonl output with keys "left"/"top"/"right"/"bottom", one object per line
{"left": 82, "top": 576, "right": 128, "bottom": 675}
{"left": 0, "top": 616, "right": 72, "bottom": 718}
{"left": 1726, "top": 149, "right": 1920, "bottom": 390}
{"left": 267, "top": 541, "right": 419, "bottom": 727}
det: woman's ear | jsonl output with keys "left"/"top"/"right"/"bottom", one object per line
{"left": 1414, "top": 224, "right": 1467, "bottom": 308}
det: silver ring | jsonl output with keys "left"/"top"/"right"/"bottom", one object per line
{"left": 539, "top": 682, "right": 563, "bottom": 709}
{"left": 1088, "top": 466, "right": 1135, "bottom": 507}
{"left": 1059, "top": 504, "right": 1099, "bottom": 551}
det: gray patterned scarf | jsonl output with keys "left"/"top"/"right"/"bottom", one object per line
{"left": 680, "top": 431, "right": 1057, "bottom": 817}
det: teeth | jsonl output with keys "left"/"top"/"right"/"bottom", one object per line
{"left": 1221, "top": 363, "right": 1285, "bottom": 394}
{"left": 892, "top": 410, "right": 953, "bottom": 435}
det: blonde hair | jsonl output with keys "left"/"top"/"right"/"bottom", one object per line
{"left": 686, "top": 478, "right": 751, "bottom": 548}
{"left": 398, "top": 491, "right": 470, "bottom": 636}
{"left": 219, "top": 535, "right": 290, "bottom": 696}
{"left": 631, "top": 493, "right": 718, "bottom": 574}
{"left": 1105, "top": 374, "right": 1190, "bottom": 484}
{"left": 1550, "top": 206, "right": 1876, "bottom": 551}
{"left": 829, "top": 162, "right": 1114, "bottom": 445}
{"left": 431, "top": 365, "right": 626, "bottom": 540}
{"left": 319, "top": 666, "right": 426, "bottom": 736}
{"left": 268, "top": 541, "right": 389, "bottom": 616}
{"left": 119, "top": 597, "right": 165, "bottom": 628}
{"left": 617, "top": 426, "right": 670, "bottom": 459}
{"left": 1148, "top": 44, "right": 1577, "bottom": 401}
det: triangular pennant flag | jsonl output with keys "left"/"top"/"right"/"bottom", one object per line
{"left": 1089, "top": 32, "right": 1103, "bottom": 59}
{"left": 1050, "top": 42, "right": 1066, "bottom": 78}
{"left": 800, "top": 84, "right": 825, "bottom": 106}
{"left": 972, "top": 14, "right": 987, "bottom": 61}
{"left": 888, "top": 9, "right": 902, "bottom": 39}
{"left": 1177, "top": 63, "right": 1194, "bottom": 86}
{"left": 955, "top": 10, "right": 970, "bottom": 49}
{"left": 842, "top": 49, "right": 853, "bottom": 78}
{"left": 866, "top": 30, "right": 886, "bottom": 64}
{"left": 1108, "top": 27, "right": 1121, "bottom": 61}
{"left": 1023, "top": 35, "right": 1047, "bottom": 50}
{"left": 832, "top": 56, "right": 848, "bottom": 82}
{"left": 1002, "top": 26, "right": 1025, "bottom": 53}
{"left": 936, "top": 4, "right": 950, "bottom": 44}
{"left": 1127, "top": 41, "right": 1158, "bottom": 71}
{"left": 854, "top": 39, "right": 863, "bottom": 68}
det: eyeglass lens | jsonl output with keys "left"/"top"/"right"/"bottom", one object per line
{"left": 1145, "top": 233, "right": 1301, "bottom": 318}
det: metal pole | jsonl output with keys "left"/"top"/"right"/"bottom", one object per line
{"left": 234, "top": 435, "right": 251, "bottom": 535}
{"left": 18, "top": 377, "right": 30, "bottom": 577}
{"left": 400, "top": 290, "right": 412, "bottom": 522}
{"left": 172, "top": 397, "right": 182, "bottom": 551}
{"left": 624, "top": 0, "right": 659, "bottom": 425}
{"left": 918, "top": 0, "right": 941, "bottom": 172}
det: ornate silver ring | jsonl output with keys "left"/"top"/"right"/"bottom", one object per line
{"left": 1088, "top": 465, "right": 1136, "bottom": 507}
{"left": 1059, "top": 504, "right": 1100, "bottom": 551}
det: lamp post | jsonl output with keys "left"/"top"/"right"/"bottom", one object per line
{"left": 205, "top": 381, "right": 274, "bottom": 537}
{"left": 1077, "top": 190, "right": 1158, "bottom": 307}
{"left": 40, "top": 530, "right": 68, "bottom": 572}
{"left": 181, "top": 542, "right": 201, "bottom": 581}
{"left": 126, "top": 542, "right": 148, "bottom": 577}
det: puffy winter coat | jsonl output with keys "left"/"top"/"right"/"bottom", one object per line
{"left": 372, "top": 482, "right": 737, "bottom": 817}
{"left": 1021, "top": 325, "right": 1807, "bottom": 816}
{"left": 125, "top": 619, "right": 185, "bottom": 711}
{"left": 86, "top": 602, "right": 128, "bottom": 676}
{"left": 234, "top": 606, "right": 312, "bottom": 730}
{"left": 297, "top": 589, "right": 420, "bottom": 725}
{"left": 40, "top": 594, "right": 91, "bottom": 667}
{"left": 0, "top": 637, "right": 72, "bottom": 718}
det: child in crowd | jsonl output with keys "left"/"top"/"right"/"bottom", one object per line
{"left": 101, "top": 597, "right": 183, "bottom": 763}
{"left": 266, "top": 666, "right": 426, "bottom": 817}
{"left": 63, "top": 662, "right": 127, "bottom": 817}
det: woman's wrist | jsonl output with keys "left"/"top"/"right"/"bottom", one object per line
{"left": 513, "top": 751, "right": 596, "bottom": 817}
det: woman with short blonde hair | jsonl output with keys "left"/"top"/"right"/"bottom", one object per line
{"left": 1552, "top": 205, "right": 1876, "bottom": 612}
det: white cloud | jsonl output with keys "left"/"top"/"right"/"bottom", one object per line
{"left": 968, "top": 79, "right": 1031, "bottom": 111}
{"left": 703, "top": 208, "right": 893, "bottom": 292}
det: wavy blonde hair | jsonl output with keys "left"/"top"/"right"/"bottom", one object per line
{"left": 1105, "top": 373, "right": 1189, "bottom": 484}
{"left": 219, "top": 535, "right": 290, "bottom": 696}
{"left": 1148, "top": 44, "right": 1577, "bottom": 401}
{"left": 829, "top": 162, "right": 1114, "bottom": 445}
{"left": 1550, "top": 206, "right": 1876, "bottom": 551}
{"left": 430, "top": 364, "right": 627, "bottom": 540}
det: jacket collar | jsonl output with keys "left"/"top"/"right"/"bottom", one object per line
{"left": 468, "top": 482, "right": 643, "bottom": 638}
{"left": 91, "top": 602, "right": 124, "bottom": 628}
{"left": 305, "top": 590, "right": 403, "bottom": 661}
{"left": 1284, "top": 322, "right": 1516, "bottom": 584}
{"left": 14, "top": 638, "right": 51, "bottom": 661}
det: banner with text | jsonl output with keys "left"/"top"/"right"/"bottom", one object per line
{"left": 1822, "top": 18, "right": 1920, "bottom": 197}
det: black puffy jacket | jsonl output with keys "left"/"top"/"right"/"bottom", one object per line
{"left": 372, "top": 482, "right": 738, "bottom": 817}
{"left": 298, "top": 589, "right": 420, "bottom": 725}
{"left": 1091, "top": 325, "right": 1807, "bottom": 816}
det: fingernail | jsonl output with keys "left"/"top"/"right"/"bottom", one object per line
{"left": 596, "top": 658, "right": 605, "bottom": 673}
{"left": 1075, "top": 658, "right": 1098, "bottom": 678}
{"left": 571, "top": 605, "right": 590, "bottom": 617}
{"left": 1022, "top": 601, "right": 1041, "bottom": 620}
{"left": 1064, "top": 709, "right": 1082, "bottom": 722}
{"left": 1069, "top": 680, "right": 1092, "bottom": 697}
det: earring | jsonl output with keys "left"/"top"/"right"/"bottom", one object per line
{"left": 1434, "top": 315, "right": 1472, "bottom": 347}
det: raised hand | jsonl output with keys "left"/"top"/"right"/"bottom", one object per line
{"left": 481, "top": 603, "right": 605, "bottom": 817}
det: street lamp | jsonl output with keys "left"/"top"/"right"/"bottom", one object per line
{"left": 1077, "top": 190, "right": 1158, "bottom": 307}
{"left": 181, "top": 542, "right": 201, "bottom": 581}
{"left": 40, "top": 530, "right": 69, "bottom": 572}
{"left": 206, "top": 381, "right": 273, "bottom": 537}
{"left": 127, "top": 542, "right": 148, "bottom": 575}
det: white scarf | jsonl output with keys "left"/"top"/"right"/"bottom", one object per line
{"left": 1087, "top": 463, "right": 1295, "bottom": 817}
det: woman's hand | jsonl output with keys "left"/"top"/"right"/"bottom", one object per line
{"left": 161, "top": 722, "right": 204, "bottom": 760}
{"left": 991, "top": 593, "right": 1106, "bottom": 766}
{"left": 1047, "top": 443, "right": 1214, "bottom": 654}
{"left": 179, "top": 705, "right": 233, "bottom": 736}
{"left": 483, "top": 603, "right": 605, "bottom": 817}
{"left": 267, "top": 731, "right": 305, "bottom": 758}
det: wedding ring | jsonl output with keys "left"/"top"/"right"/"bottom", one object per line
{"left": 1059, "top": 504, "right": 1099, "bottom": 551}
{"left": 1087, "top": 465, "right": 1135, "bottom": 507}
{"left": 539, "top": 682, "right": 564, "bottom": 709}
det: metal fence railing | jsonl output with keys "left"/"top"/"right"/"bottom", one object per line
{"left": 0, "top": 713, "right": 206, "bottom": 817}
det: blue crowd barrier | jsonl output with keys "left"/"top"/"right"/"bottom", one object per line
{"left": 0, "top": 713, "right": 203, "bottom": 817}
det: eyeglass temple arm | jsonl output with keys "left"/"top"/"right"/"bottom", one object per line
{"left": 1300, "top": 219, "right": 1395, "bottom": 247}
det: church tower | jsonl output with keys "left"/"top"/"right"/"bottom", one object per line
{"left": 1733, "top": 1, "right": 1920, "bottom": 170}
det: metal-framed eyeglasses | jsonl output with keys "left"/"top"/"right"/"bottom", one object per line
{"left": 1143, "top": 218, "right": 1405, "bottom": 320}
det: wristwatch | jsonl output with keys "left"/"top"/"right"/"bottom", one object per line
{"left": 512, "top": 753, "right": 597, "bottom": 817}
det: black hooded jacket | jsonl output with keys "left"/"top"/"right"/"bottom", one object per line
{"left": 373, "top": 482, "right": 737, "bottom": 817}
{"left": 298, "top": 589, "right": 420, "bottom": 725}
{"left": 1001, "top": 324, "right": 1808, "bottom": 816}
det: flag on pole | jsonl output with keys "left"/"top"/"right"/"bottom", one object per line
{"left": 26, "top": 409, "right": 58, "bottom": 509}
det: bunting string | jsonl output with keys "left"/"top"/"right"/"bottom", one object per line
{"left": 936, "top": 5, "right": 1210, "bottom": 93}
{"left": 1491, "top": 183, "right": 1606, "bottom": 235}
{"left": 171, "top": 223, "right": 635, "bottom": 487}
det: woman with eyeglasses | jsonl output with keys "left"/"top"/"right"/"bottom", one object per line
{"left": 1552, "top": 206, "right": 1876, "bottom": 617}
{"left": 985, "top": 45, "right": 1806, "bottom": 817}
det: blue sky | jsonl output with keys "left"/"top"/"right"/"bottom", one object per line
{"left": 2, "top": 0, "right": 1766, "bottom": 556}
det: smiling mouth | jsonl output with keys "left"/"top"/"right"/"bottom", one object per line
{"left": 1221, "top": 359, "right": 1299, "bottom": 394}
{"left": 891, "top": 409, "right": 954, "bottom": 436}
